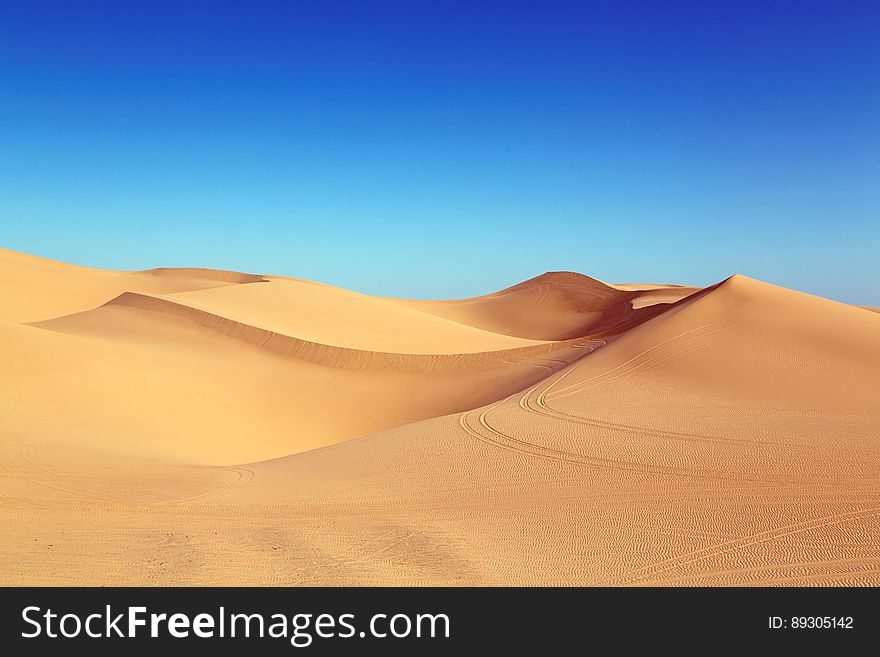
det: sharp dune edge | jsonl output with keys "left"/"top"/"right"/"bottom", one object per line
{"left": 44, "top": 291, "right": 584, "bottom": 371}
{"left": 1, "top": 248, "right": 878, "bottom": 585}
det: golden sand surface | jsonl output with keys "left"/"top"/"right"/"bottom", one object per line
{"left": 1, "top": 248, "right": 878, "bottom": 585}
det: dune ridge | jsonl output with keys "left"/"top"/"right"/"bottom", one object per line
{"left": 141, "top": 267, "right": 267, "bottom": 284}
{"left": 7, "top": 250, "right": 621, "bottom": 464}
{"left": 50, "top": 290, "right": 594, "bottom": 372}
{"left": 394, "top": 271, "right": 691, "bottom": 340}
{"left": 158, "top": 276, "right": 550, "bottom": 354}
{"left": 0, "top": 248, "right": 255, "bottom": 323}
{"left": 1, "top": 248, "right": 878, "bottom": 586}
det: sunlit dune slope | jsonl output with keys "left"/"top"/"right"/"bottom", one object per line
{"left": 610, "top": 282, "right": 702, "bottom": 308}
{"left": 9, "top": 310, "right": 593, "bottom": 463}
{"left": 206, "top": 274, "right": 880, "bottom": 585}
{"left": 0, "top": 247, "right": 261, "bottom": 323}
{"left": 160, "top": 277, "right": 544, "bottom": 353}
{"left": 2, "top": 249, "right": 878, "bottom": 586}
{"left": 4, "top": 250, "right": 628, "bottom": 463}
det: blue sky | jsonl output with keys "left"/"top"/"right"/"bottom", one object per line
{"left": 1, "top": 1, "right": 878, "bottom": 302}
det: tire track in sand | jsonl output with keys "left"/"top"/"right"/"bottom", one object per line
{"left": 606, "top": 504, "right": 880, "bottom": 586}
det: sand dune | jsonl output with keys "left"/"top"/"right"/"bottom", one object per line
{"left": 4, "top": 250, "right": 601, "bottom": 463}
{"left": 613, "top": 283, "right": 703, "bottom": 309}
{"left": 0, "top": 247, "right": 260, "bottom": 323}
{"left": 10, "top": 308, "right": 591, "bottom": 464}
{"left": 1, "top": 248, "right": 878, "bottom": 585}
{"left": 394, "top": 272, "right": 687, "bottom": 340}
{"left": 159, "top": 277, "right": 547, "bottom": 353}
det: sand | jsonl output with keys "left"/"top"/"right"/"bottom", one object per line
{"left": 1, "top": 247, "right": 878, "bottom": 585}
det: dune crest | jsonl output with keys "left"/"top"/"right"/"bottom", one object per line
{"left": 39, "top": 290, "right": 589, "bottom": 371}
{"left": 0, "top": 248, "right": 254, "bottom": 323}
{"left": 5, "top": 250, "right": 615, "bottom": 464}
{"left": 141, "top": 267, "right": 266, "bottom": 284}
{"left": 395, "top": 271, "right": 696, "bottom": 340}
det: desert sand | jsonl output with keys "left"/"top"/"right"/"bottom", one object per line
{"left": 1, "top": 247, "right": 878, "bottom": 585}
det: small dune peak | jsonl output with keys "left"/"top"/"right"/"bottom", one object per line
{"left": 719, "top": 273, "right": 756, "bottom": 286}
{"left": 140, "top": 267, "right": 266, "bottom": 284}
{"left": 714, "top": 273, "right": 795, "bottom": 298}
{"left": 501, "top": 271, "right": 620, "bottom": 296}
{"left": 691, "top": 273, "right": 772, "bottom": 304}
{"left": 530, "top": 271, "right": 610, "bottom": 286}
{"left": 689, "top": 272, "right": 870, "bottom": 321}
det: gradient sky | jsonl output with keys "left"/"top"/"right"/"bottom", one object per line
{"left": 1, "top": 1, "right": 878, "bottom": 302}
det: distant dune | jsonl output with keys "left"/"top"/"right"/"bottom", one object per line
{"left": 1, "top": 248, "right": 878, "bottom": 585}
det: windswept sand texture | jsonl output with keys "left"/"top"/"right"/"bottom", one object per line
{"left": 1, "top": 248, "right": 878, "bottom": 585}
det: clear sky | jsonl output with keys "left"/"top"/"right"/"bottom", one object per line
{"left": 1, "top": 1, "right": 878, "bottom": 303}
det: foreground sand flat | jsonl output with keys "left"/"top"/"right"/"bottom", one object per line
{"left": 1, "top": 248, "right": 878, "bottom": 585}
